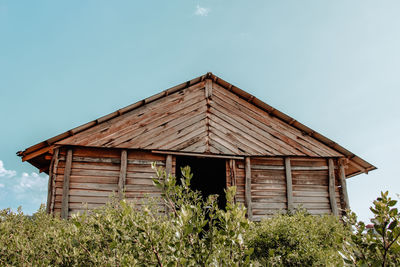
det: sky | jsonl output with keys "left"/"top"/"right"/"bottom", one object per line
{"left": 0, "top": 0, "right": 399, "bottom": 222}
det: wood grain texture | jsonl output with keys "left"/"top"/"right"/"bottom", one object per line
{"left": 245, "top": 157, "right": 252, "bottom": 220}
{"left": 339, "top": 159, "right": 350, "bottom": 211}
{"left": 51, "top": 78, "right": 343, "bottom": 158}
{"left": 61, "top": 149, "right": 73, "bottom": 219}
{"left": 328, "top": 159, "right": 339, "bottom": 216}
{"left": 118, "top": 150, "right": 128, "bottom": 199}
{"left": 285, "top": 158, "right": 293, "bottom": 212}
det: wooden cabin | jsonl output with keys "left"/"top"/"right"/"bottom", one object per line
{"left": 18, "top": 73, "right": 376, "bottom": 220}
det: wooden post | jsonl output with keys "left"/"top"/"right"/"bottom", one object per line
{"left": 50, "top": 148, "right": 59, "bottom": 214}
{"left": 229, "top": 159, "right": 237, "bottom": 203}
{"left": 118, "top": 150, "right": 128, "bottom": 199}
{"left": 245, "top": 157, "right": 252, "bottom": 220}
{"left": 285, "top": 158, "right": 294, "bottom": 212}
{"left": 46, "top": 149, "right": 59, "bottom": 214}
{"left": 61, "top": 149, "right": 73, "bottom": 219}
{"left": 339, "top": 159, "right": 350, "bottom": 211}
{"left": 46, "top": 153, "right": 55, "bottom": 214}
{"left": 328, "top": 158, "right": 339, "bottom": 216}
{"left": 165, "top": 155, "right": 172, "bottom": 177}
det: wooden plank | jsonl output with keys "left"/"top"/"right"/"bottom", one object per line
{"left": 212, "top": 84, "right": 340, "bottom": 157}
{"left": 165, "top": 154, "right": 172, "bottom": 177}
{"left": 48, "top": 148, "right": 59, "bottom": 214}
{"left": 151, "top": 151, "right": 244, "bottom": 160}
{"left": 245, "top": 157, "right": 252, "bottom": 220}
{"left": 50, "top": 148, "right": 60, "bottom": 214}
{"left": 205, "top": 79, "right": 212, "bottom": 98}
{"left": 211, "top": 92, "right": 317, "bottom": 156}
{"left": 208, "top": 119, "right": 266, "bottom": 154}
{"left": 328, "top": 159, "right": 338, "bottom": 216}
{"left": 59, "top": 156, "right": 164, "bottom": 166}
{"left": 58, "top": 81, "right": 205, "bottom": 146}
{"left": 120, "top": 103, "right": 208, "bottom": 149}
{"left": 61, "top": 149, "right": 73, "bottom": 219}
{"left": 118, "top": 150, "right": 128, "bottom": 199}
{"left": 339, "top": 159, "right": 350, "bottom": 211}
{"left": 285, "top": 158, "right": 293, "bottom": 212}
{"left": 22, "top": 145, "right": 53, "bottom": 162}
{"left": 46, "top": 151, "right": 56, "bottom": 213}
{"left": 60, "top": 182, "right": 118, "bottom": 191}
{"left": 238, "top": 164, "right": 328, "bottom": 171}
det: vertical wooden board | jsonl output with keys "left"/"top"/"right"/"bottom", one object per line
{"left": 226, "top": 160, "right": 231, "bottom": 188}
{"left": 61, "top": 149, "right": 73, "bottom": 219}
{"left": 49, "top": 148, "right": 60, "bottom": 214}
{"left": 165, "top": 154, "right": 172, "bottom": 176}
{"left": 328, "top": 159, "right": 339, "bottom": 216}
{"left": 245, "top": 157, "right": 252, "bottom": 220}
{"left": 235, "top": 159, "right": 245, "bottom": 202}
{"left": 118, "top": 150, "right": 128, "bottom": 198}
{"left": 171, "top": 156, "right": 176, "bottom": 176}
{"left": 285, "top": 158, "right": 293, "bottom": 212}
{"left": 339, "top": 160, "right": 350, "bottom": 212}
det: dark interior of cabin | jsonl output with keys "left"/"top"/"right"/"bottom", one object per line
{"left": 175, "top": 156, "right": 227, "bottom": 209}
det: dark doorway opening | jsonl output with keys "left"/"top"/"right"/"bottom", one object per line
{"left": 175, "top": 156, "right": 227, "bottom": 209}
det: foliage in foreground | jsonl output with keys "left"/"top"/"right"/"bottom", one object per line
{"left": 341, "top": 191, "right": 400, "bottom": 267}
{"left": 247, "top": 210, "right": 346, "bottom": 266}
{"left": 0, "top": 165, "right": 251, "bottom": 266}
{"left": 0, "top": 163, "right": 399, "bottom": 266}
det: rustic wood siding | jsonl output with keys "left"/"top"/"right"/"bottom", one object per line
{"left": 124, "top": 151, "right": 166, "bottom": 207}
{"left": 249, "top": 157, "right": 287, "bottom": 221}
{"left": 52, "top": 147, "right": 170, "bottom": 217}
{"left": 51, "top": 147, "right": 345, "bottom": 220}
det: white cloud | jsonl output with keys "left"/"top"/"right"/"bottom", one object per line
{"left": 0, "top": 160, "right": 48, "bottom": 213}
{"left": 13, "top": 172, "right": 48, "bottom": 195}
{"left": 195, "top": 5, "right": 210, "bottom": 16}
{"left": 0, "top": 160, "right": 16, "bottom": 177}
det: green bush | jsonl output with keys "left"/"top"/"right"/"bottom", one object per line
{"left": 0, "top": 165, "right": 252, "bottom": 266}
{"left": 342, "top": 191, "right": 400, "bottom": 267}
{"left": 247, "top": 210, "right": 347, "bottom": 266}
{"left": 1, "top": 163, "right": 399, "bottom": 266}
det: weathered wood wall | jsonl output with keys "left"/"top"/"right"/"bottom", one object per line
{"left": 51, "top": 147, "right": 169, "bottom": 218}
{"left": 49, "top": 146, "right": 346, "bottom": 220}
{"left": 225, "top": 156, "right": 346, "bottom": 221}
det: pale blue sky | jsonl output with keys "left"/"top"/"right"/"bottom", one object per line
{"left": 0, "top": 1, "right": 399, "bottom": 222}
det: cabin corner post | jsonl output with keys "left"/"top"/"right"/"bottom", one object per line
{"left": 284, "top": 157, "right": 294, "bottom": 212}
{"left": 61, "top": 149, "right": 73, "bottom": 219}
{"left": 118, "top": 150, "right": 128, "bottom": 199}
{"left": 245, "top": 157, "right": 253, "bottom": 220}
{"left": 50, "top": 148, "right": 60, "bottom": 214}
{"left": 46, "top": 148, "right": 57, "bottom": 213}
{"left": 339, "top": 158, "right": 350, "bottom": 212}
{"left": 328, "top": 158, "right": 339, "bottom": 216}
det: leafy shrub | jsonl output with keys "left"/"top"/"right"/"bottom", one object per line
{"left": 342, "top": 191, "right": 400, "bottom": 267}
{"left": 0, "top": 165, "right": 252, "bottom": 266}
{"left": 247, "top": 210, "right": 346, "bottom": 266}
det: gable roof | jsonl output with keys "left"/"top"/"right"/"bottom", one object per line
{"left": 18, "top": 72, "right": 376, "bottom": 177}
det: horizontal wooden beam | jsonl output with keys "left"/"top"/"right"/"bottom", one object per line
{"left": 238, "top": 164, "right": 329, "bottom": 171}
{"left": 151, "top": 150, "right": 244, "bottom": 160}
{"left": 58, "top": 156, "right": 165, "bottom": 166}
{"left": 22, "top": 146, "right": 53, "bottom": 162}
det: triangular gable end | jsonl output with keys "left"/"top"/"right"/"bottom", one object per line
{"left": 18, "top": 73, "right": 376, "bottom": 177}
